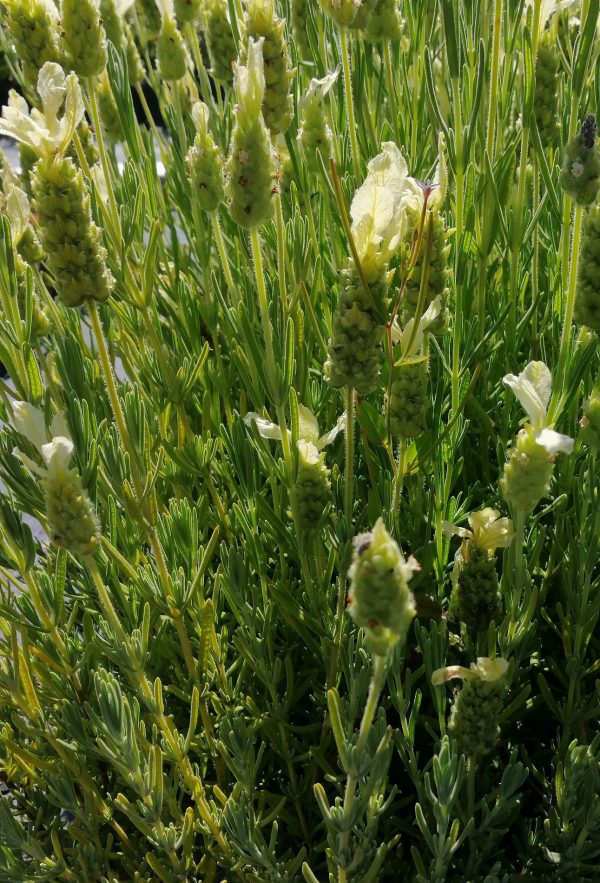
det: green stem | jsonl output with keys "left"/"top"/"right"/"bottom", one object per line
{"left": 86, "top": 77, "right": 120, "bottom": 239}
{"left": 250, "top": 226, "right": 279, "bottom": 404}
{"left": 383, "top": 41, "right": 400, "bottom": 144}
{"left": 344, "top": 385, "right": 355, "bottom": 527}
{"left": 275, "top": 193, "right": 289, "bottom": 316}
{"left": 212, "top": 211, "right": 236, "bottom": 298}
{"left": 339, "top": 27, "right": 361, "bottom": 180}
{"left": 451, "top": 75, "right": 464, "bottom": 416}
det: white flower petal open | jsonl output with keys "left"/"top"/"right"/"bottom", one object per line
{"left": 156, "top": 0, "right": 175, "bottom": 19}
{"left": 504, "top": 360, "right": 552, "bottom": 430}
{"left": 299, "top": 69, "right": 339, "bottom": 115}
{"left": 5, "top": 185, "right": 31, "bottom": 245}
{"left": 41, "top": 437, "right": 74, "bottom": 471}
{"left": 431, "top": 664, "right": 472, "bottom": 686}
{"left": 235, "top": 38, "right": 266, "bottom": 119}
{"left": 244, "top": 412, "right": 285, "bottom": 441}
{"left": 471, "top": 656, "right": 509, "bottom": 682}
{"left": 441, "top": 520, "right": 471, "bottom": 539}
{"left": 535, "top": 427, "right": 575, "bottom": 455}
{"left": 397, "top": 296, "right": 441, "bottom": 359}
{"left": 317, "top": 412, "right": 347, "bottom": 449}
{"left": 297, "top": 404, "right": 320, "bottom": 445}
{"left": 12, "top": 402, "right": 49, "bottom": 452}
{"left": 191, "top": 101, "right": 210, "bottom": 134}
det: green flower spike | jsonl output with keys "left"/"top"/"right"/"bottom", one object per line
{"left": 580, "top": 383, "right": 600, "bottom": 452}
{"left": 574, "top": 202, "right": 600, "bottom": 332}
{"left": 100, "top": 0, "right": 144, "bottom": 84}
{"left": 325, "top": 142, "right": 416, "bottom": 394}
{"left": 389, "top": 296, "right": 441, "bottom": 438}
{"left": 62, "top": 0, "right": 107, "bottom": 78}
{"left": 364, "top": 0, "right": 403, "bottom": 42}
{"left": 432, "top": 657, "right": 509, "bottom": 757}
{"left": 290, "top": 0, "right": 312, "bottom": 61}
{"left": 318, "top": 0, "right": 358, "bottom": 29}
{"left": 242, "top": 0, "right": 294, "bottom": 136}
{"left": 559, "top": 114, "right": 600, "bottom": 206}
{"left": 501, "top": 361, "right": 574, "bottom": 512}
{"left": 228, "top": 38, "right": 278, "bottom": 229}
{"left": 347, "top": 518, "right": 418, "bottom": 656}
{"left": 186, "top": 101, "right": 225, "bottom": 213}
{"left": 12, "top": 402, "right": 101, "bottom": 557}
{"left": 0, "top": 63, "right": 114, "bottom": 308}
{"left": 203, "top": 0, "right": 237, "bottom": 84}
{"left": 443, "top": 509, "right": 514, "bottom": 632}
{"left": 156, "top": 0, "right": 188, "bottom": 81}
{"left": 174, "top": 0, "right": 201, "bottom": 24}
{"left": 297, "top": 70, "right": 339, "bottom": 175}
{"left": 3, "top": 0, "right": 63, "bottom": 86}
{"left": 244, "top": 406, "right": 345, "bottom": 532}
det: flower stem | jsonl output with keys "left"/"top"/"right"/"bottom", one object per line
{"left": 339, "top": 27, "right": 361, "bottom": 180}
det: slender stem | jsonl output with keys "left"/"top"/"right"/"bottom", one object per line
{"left": 275, "top": 193, "right": 289, "bottom": 315}
{"left": 86, "top": 77, "right": 120, "bottom": 238}
{"left": 338, "top": 654, "right": 388, "bottom": 881}
{"left": 212, "top": 211, "right": 236, "bottom": 298}
{"left": 512, "top": 509, "right": 526, "bottom": 618}
{"left": 383, "top": 41, "right": 400, "bottom": 144}
{"left": 391, "top": 438, "right": 406, "bottom": 512}
{"left": 451, "top": 76, "right": 464, "bottom": 416}
{"left": 339, "top": 28, "right": 361, "bottom": 180}
{"left": 344, "top": 386, "right": 355, "bottom": 527}
{"left": 250, "top": 226, "right": 279, "bottom": 403}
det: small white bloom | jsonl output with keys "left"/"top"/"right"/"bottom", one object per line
{"left": 4, "top": 185, "right": 31, "bottom": 247}
{"left": 116, "top": 0, "right": 135, "bottom": 14}
{"left": 571, "top": 161, "right": 584, "bottom": 178}
{"left": 503, "top": 360, "right": 574, "bottom": 454}
{"left": 442, "top": 507, "right": 514, "bottom": 553}
{"left": 0, "top": 63, "right": 84, "bottom": 158}
{"left": 432, "top": 656, "right": 508, "bottom": 687}
{"left": 235, "top": 38, "right": 266, "bottom": 120}
{"left": 298, "top": 69, "right": 339, "bottom": 116}
{"left": 392, "top": 296, "right": 441, "bottom": 360}
{"left": 244, "top": 406, "right": 346, "bottom": 451}
{"left": 191, "top": 101, "right": 210, "bottom": 135}
{"left": 156, "top": 0, "right": 175, "bottom": 19}
{"left": 12, "top": 402, "right": 73, "bottom": 477}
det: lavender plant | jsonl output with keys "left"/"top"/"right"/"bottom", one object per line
{"left": 0, "top": 0, "right": 598, "bottom": 880}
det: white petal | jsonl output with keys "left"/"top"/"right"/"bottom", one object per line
{"left": 37, "top": 63, "right": 66, "bottom": 138}
{"left": 299, "top": 69, "right": 339, "bottom": 114}
{"left": 5, "top": 185, "right": 30, "bottom": 245}
{"left": 191, "top": 101, "right": 209, "bottom": 134}
{"left": 12, "top": 401, "right": 48, "bottom": 451}
{"left": 503, "top": 360, "right": 552, "bottom": 429}
{"left": 317, "top": 412, "right": 347, "bottom": 449}
{"left": 297, "top": 404, "right": 320, "bottom": 444}
{"left": 431, "top": 665, "right": 473, "bottom": 686}
{"left": 57, "top": 72, "right": 85, "bottom": 154}
{"left": 41, "top": 436, "right": 74, "bottom": 470}
{"left": 156, "top": 0, "right": 175, "bottom": 18}
{"left": 535, "top": 428, "right": 574, "bottom": 455}
{"left": 471, "top": 657, "right": 509, "bottom": 683}
{"left": 115, "top": 0, "right": 135, "bottom": 13}
{"left": 441, "top": 520, "right": 471, "bottom": 539}
{"left": 398, "top": 296, "right": 441, "bottom": 359}
{"left": 49, "top": 412, "right": 71, "bottom": 440}
{"left": 244, "top": 412, "right": 284, "bottom": 441}
{"left": 12, "top": 447, "right": 45, "bottom": 477}
{"left": 235, "top": 38, "right": 265, "bottom": 118}
{"left": 297, "top": 439, "right": 321, "bottom": 465}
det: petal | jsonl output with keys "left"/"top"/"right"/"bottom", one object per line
{"left": 191, "top": 101, "right": 209, "bottom": 135}
{"left": 471, "top": 657, "right": 509, "bottom": 682}
{"left": 317, "top": 412, "right": 347, "bottom": 449}
{"left": 503, "top": 361, "right": 552, "bottom": 429}
{"left": 535, "top": 428, "right": 574, "bottom": 455}
{"left": 235, "top": 38, "right": 265, "bottom": 118}
{"left": 5, "top": 185, "right": 30, "bottom": 245}
{"left": 12, "top": 447, "right": 45, "bottom": 477}
{"left": 156, "top": 0, "right": 175, "bottom": 17}
{"left": 37, "top": 63, "right": 66, "bottom": 136}
{"left": 398, "top": 296, "right": 441, "bottom": 359}
{"left": 49, "top": 412, "right": 71, "bottom": 440}
{"left": 441, "top": 520, "right": 472, "bottom": 540}
{"left": 41, "top": 437, "right": 74, "bottom": 470}
{"left": 297, "top": 439, "right": 321, "bottom": 464}
{"left": 12, "top": 401, "right": 48, "bottom": 451}
{"left": 481, "top": 517, "right": 515, "bottom": 550}
{"left": 297, "top": 404, "right": 320, "bottom": 444}
{"left": 57, "top": 72, "right": 85, "bottom": 155}
{"left": 244, "top": 412, "right": 284, "bottom": 441}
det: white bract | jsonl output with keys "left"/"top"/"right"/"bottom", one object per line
{"left": 432, "top": 656, "right": 509, "bottom": 687}
{"left": 392, "top": 296, "right": 441, "bottom": 361}
{"left": 245, "top": 405, "right": 346, "bottom": 462}
{"left": 298, "top": 69, "right": 339, "bottom": 115}
{"left": 3, "top": 185, "right": 31, "bottom": 247}
{"left": 12, "top": 402, "right": 74, "bottom": 479}
{"left": 503, "top": 361, "right": 574, "bottom": 454}
{"left": 156, "top": 0, "right": 175, "bottom": 19}
{"left": 0, "top": 63, "right": 84, "bottom": 158}
{"left": 235, "top": 38, "right": 266, "bottom": 119}
{"left": 442, "top": 508, "right": 514, "bottom": 554}
{"left": 405, "top": 131, "right": 448, "bottom": 214}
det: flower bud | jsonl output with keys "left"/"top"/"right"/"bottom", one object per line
{"left": 203, "top": 0, "right": 237, "bottom": 84}
{"left": 324, "top": 259, "right": 388, "bottom": 395}
{"left": 559, "top": 115, "right": 600, "bottom": 206}
{"left": 318, "top": 0, "right": 358, "bottom": 29}
{"left": 4, "top": 0, "right": 63, "bottom": 86}
{"left": 389, "top": 357, "right": 429, "bottom": 439}
{"left": 175, "top": 0, "right": 201, "bottom": 24}
{"left": 157, "top": 17, "right": 188, "bottom": 81}
{"left": 290, "top": 0, "right": 311, "bottom": 61}
{"left": 290, "top": 441, "right": 332, "bottom": 532}
{"left": 500, "top": 425, "right": 555, "bottom": 512}
{"left": 347, "top": 518, "right": 417, "bottom": 656}
{"left": 97, "top": 72, "right": 124, "bottom": 142}
{"left": 62, "top": 0, "right": 108, "bottom": 78}
{"left": 534, "top": 32, "right": 560, "bottom": 149}
{"left": 447, "top": 660, "right": 507, "bottom": 757}
{"left": 228, "top": 39, "right": 278, "bottom": 228}
{"left": 186, "top": 102, "right": 225, "bottom": 212}
{"left": 42, "top": 440, "right": 101, "bottom": 557}
{"left": 574, "top": 202, "right": 600, "bottom": 333}
{"left": 33, "top": 155, "right": 114, "bottom": 308}
{"left": 364, "top": 0, "right": 402, "bottom": 42}
{"left": 241, "top": 0, "right": 293, "bottom": 136}
{"left": 450, "top": 548, "right": 500, "bottom": 633}
{"left": 348, "top": 0, "right": 376, "bottom": 31}
{"left": 580, "top": 384, "right": 600, "bottom": 452}
{"left": 297, "top": 72, "right": 338, "bottom": 175}
{"left": 401, "top": 208, "right": 451, "bottom": 336}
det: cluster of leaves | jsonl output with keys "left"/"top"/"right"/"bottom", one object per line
{"left": 0, "top": 0, "right": 598, "bottom": 881}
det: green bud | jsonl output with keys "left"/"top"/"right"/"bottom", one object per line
{"left": 157, "top": 17, "right": 188, "bottom": 81}
{"left": 67, "top": 122, "right": 100, "bottom": 170}
{"left": 389, "top": 357, "right": 429, "bottom": 439}
{"left": 324, "top": 259, "right": 388, "bottom": 395}
{"left": 175, "top": 0, "right": 201, "bottom": 24}
{"left": 4, "top": 0, "right": 63, "bottom": 86}
{"left": 241, "top": 0, "right": 294, "bottom": 136}
{"left": 17, "top": 225, "right": 44, "bottom": 266}
{"left": 62, "top": 0, "right": 107, "bottom": 78}
{"left": 534, "top": 33, "right": 560, "bottom": 149}
{"left": 363, "top": 0, "right": 402, "bottom": 42}
{"left": 297, "top": 72, "right": 337, "bottom": 175}
{"left": 348, "top": 0, "right": 376, "bottom": 32}
{"left": 347, "top": 518, "right": 417, "bottom": 656}
{"left": 186, "top": 102, "right": 225, "bottom": 212}
{"left": 500, "top": 425, "right": 554, "bottom": 512}
{"left": 19, "top": 144, "right": 38, "bottom": 200}
{"left": 136, "top": 0, "right": 161, "bottom": 36}
{"left": 227, "top": 39, "right": 277, "bottom": 229}
{"left": 574, "top": 202, "right": 600, "bottom": 332}
{"left": 44, "top": 456, "right": 101, "bottom": 557}
{"left": 401, "top": 208, "right": 451, "bottom": 336}
{"left": 290, "top": 441, "right": 332, "bottom": 532}
{"left": 580, "top": 384, "right": 600, "bottom": 452}
{"left": 559, "top": 115, "right": 600, "bottom": 206}
{"left": 290, "top": 0, "right": 312, "bottom": 61}
{"left": 318, "top": 0, "right": 357, "bottom": 29}
{"left": 15, "top": 254, "right": 51, "bottom": 339}
{"left": 33, "top": 155, "right": 114, "bottom": 308}
{"left": 449, "top": 547, "right": 500, "bottom": 633}
{"left": 448, "top": 671, "right": 506, "bottom": 757}
{"left": 97, "top": 73, "right": 124, "bottom": 142}
{"left": 203, "top": 0, "right": 237, "bottom": 84}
